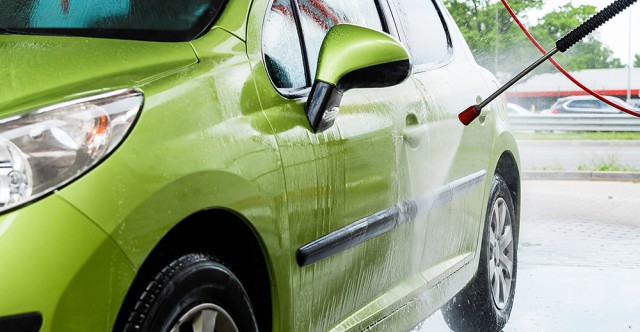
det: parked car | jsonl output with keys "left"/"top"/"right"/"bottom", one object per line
{"left": 548, "top": 95, "right": 636, "bottom": 114}
{"left": 0, "top": 0, "right": 520, "bottom": 331}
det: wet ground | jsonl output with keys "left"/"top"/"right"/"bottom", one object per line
{"left": 414, "top": 179, "right": 640, "bottom": 331}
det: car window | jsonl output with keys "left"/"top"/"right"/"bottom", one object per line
{"left": 0, "top": 0, "right": 225, "bottom": 41}
{"left": 263, "top": 0, "right": 307, "bottom": 89}
{"left": 597, "top": 100, "right": 612, "bottom": 109}
{"left": 391, "top": 0, "right": 451, "bottom": 67}
{"left": 297, "top": 0, "right": 386, "bottom": 81}
{"left": 262, "top": 0, "right": 386, "bottom": 93}
{"left": 568, "top": 100, "right": 600, "bottom": 109}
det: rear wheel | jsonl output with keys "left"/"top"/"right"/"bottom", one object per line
{"left": 121, "top": 253, "right": 258, "bottom": 332}
{"left": 442, "top": 174, "right": 518, "bottom": 332}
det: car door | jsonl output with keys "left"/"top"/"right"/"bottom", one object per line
{"left": 389, "top": 0, "right": 496, "bottom": 284}
{"left": 248, "top": 0, "right": 429, "bottom": 330}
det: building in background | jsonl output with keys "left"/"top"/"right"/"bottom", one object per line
{"left": 506, "top": 68, "right": 640, "bottom": 112}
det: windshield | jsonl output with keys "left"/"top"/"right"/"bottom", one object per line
{"left": 0, "top": 0, "right": 226, "bottom": 41}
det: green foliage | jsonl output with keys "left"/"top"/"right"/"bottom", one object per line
{"left": 577, "top": 154, "right": 639, "bottom": 172}
{"left": 635, "top": 54, "right": 640, "bottom": 67}
{"left": 442, "top": 0, "right": 624, "bottom": 77}
{"left": 531, "top": 3, "right": 594, "bottom": 40}
{"left": 530, "top": 4, "right": 623, "bottom": 71}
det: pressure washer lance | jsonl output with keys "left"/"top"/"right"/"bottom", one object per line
{"left": 459, "top": 0, "right": 637, "bottom": 126}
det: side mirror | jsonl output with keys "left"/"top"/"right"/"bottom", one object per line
{"left": 305, "top": 24, "right": 411, "bottom": 133}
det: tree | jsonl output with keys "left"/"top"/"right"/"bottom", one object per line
{"left": 635, "top": 54, "right": 640, "bottom": 67}
{"left": 443, "top": 0, "right": 543, "bottom": 77}
{"left": 442, "top": 0, "right": 624, "bottom": 78}
{"left": 529, "top": 4, "right": 623, "bottom": 71}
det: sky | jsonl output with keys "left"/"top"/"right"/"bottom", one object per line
{"left": 526, "top": 1, "right": 639, "bottom": 65}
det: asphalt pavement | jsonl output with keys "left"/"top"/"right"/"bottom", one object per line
{"left": 414, "top": 179, "right": 640, "bottom": 332}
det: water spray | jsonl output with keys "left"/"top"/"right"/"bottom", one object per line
{"left": 459, "top": 0, "right": 638, "bottom": 126}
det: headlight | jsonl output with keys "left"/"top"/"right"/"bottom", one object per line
{"left": 0, "top": 89, "right": 143, "bottom": 212}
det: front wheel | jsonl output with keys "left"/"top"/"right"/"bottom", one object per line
{"left": 120, "top": 253, "right": 259, "bottom": 332}
{"left": 442, "top": 174, "right": 518, "bottom": 332}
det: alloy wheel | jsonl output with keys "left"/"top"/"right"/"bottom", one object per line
{"left": 488, "top": 197, "right": 514, "bottom": 310}
{"left": 170, "top": 303, "right": 239, "bottom": 332}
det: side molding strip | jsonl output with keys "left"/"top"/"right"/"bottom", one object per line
{"left": 296, "top": 170, "right": 487, "bottom": 267}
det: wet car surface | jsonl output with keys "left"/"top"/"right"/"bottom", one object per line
{"left": 0, "top": 0, "right": 520, "bottom": 331}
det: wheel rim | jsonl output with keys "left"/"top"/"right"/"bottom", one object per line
{"left": 488, "top": 197, "right": 514, "bottom": 310}
{"left": 170, "top": 303, "right": 239, "bottom": 332}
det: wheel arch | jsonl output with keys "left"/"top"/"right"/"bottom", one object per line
{"left": 113, "top": 208, "right": 273, "bottom": 332}
{"left": 443, "top": 150, "right": 520, "bottom": 331}
{"left": 494, "top": 150, "right": 521, "bottom": 224}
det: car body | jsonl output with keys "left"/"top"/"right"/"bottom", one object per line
{"left": 0, "top": 0, "right": 520, "bottom": 331}
{"left": 548, "top": 95, "right": 635, "bottom": 114}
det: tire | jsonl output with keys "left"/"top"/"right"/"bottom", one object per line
{"left": 121, "top": 253, "right": 259, "bottom": 332}
{"left": 442, "top": 174, "right": 518, "bottom": 332}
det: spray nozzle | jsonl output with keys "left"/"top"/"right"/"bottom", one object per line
{"left": 459, "top": 105, "right": 481, "bottom": 126}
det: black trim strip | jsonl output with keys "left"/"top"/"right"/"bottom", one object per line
{"left": 421, "top": 170, "right": 487, "bottom": 213}
{"left": 296, "top": 170, "right": 487, "bottom": 267}
{"left": 0, "top": 312, "right": 43, "bottom": 332}
{"left": 290, "top": 0, "right": 313, "bottom": 87}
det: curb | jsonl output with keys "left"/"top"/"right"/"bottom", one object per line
{"left": 522, "top": 171, "right": 640, "bottom": 182}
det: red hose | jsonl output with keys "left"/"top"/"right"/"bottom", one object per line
{"left": 501, "top": 0, "right": 640, "bottom": 117}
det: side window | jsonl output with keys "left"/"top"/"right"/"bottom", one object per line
{"left": 296, "top": 0, "right": 386, "bottom": 79}
{"left": 262, "top": 0, "right": 386, "bottom": 92}
{"left": 586, "top": 100, "right": 601, "bottom": 108}
{"left": 567, "top": 100, "right": 583, "bottom": 108}
{"left": 600, "top": 100, "right": 617, "bottom": 109}
{"left": 597, "top": 101, "right": 608, "bottom": 109}
{"left": 263, "top": 0, "right": 307, "bottom": 89}
{"left": 392, "top": 0, "right": 451, "bottom": 66}
{"left": 570, "top": 100, "right": 599, "bottom": 109}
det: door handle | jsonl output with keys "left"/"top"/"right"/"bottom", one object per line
{"left": 477, "top": 95, "right": 491, "bottom": 125}
{"left": 403, "top": 113, "right": 428, "bottom": 149}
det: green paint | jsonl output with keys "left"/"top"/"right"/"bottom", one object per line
{"left": 315, "top": 24, "right": 410, "bottom": 85}
{"left": 0, "top": 0, "right": 520, "bottom": 331}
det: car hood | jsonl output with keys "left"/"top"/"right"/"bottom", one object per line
{"left": 0, "top": 34, "right": 198, "bottom": 113}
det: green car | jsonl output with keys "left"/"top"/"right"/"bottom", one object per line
{"left": 0, "top": 0, "right": 521, "bottom": 331}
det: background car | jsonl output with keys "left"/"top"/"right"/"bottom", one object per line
{"left": 548, "top": 95, "right": 636, "bottom": 114}
{"left": 0, "top": 0, "right": 520, "bottom": 331}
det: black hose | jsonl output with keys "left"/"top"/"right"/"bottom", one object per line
{"left": 556, "top": 0, "right": 637, "bottom": 52}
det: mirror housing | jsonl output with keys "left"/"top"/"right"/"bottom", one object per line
{"left": 305, "top": 24, "right": 411, "bottom": 133}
